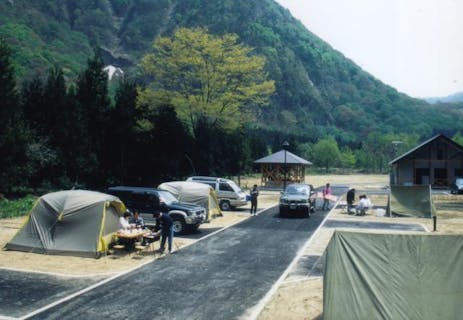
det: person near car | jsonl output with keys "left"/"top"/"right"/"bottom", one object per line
{"left": 119, "top": 211, "right": 132, "bottom": 230}
{"left": 118, "top": 211, "right": 134, "bottom": 250}
{"left": 355, "top": 194, "right": 371, "bottom": 216}
{"left": 153, "top": 210, "right": 174, "bottom": 254}
{"left": 322, "top": 183, "right": 332, "bottom": 210}
{"left": 250, "top": 184, "right": 259, "bottom": 215}
{"left": 346, "top": 188, "right": 356, "bottom": 214}
{"left": 129, "top": 210, "right": 145, "bottom": 228}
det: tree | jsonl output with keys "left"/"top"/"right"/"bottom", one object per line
{"left": 138, "top": 27, "right": 275, "bottom": 137}
{"left": 74, "top": 49, "right": 110, "bottom": 186}
{"left": 105, "top": 76, "right": 138, "bottom": 184}
{"left": 312, "top": 137, "right": 342, "bottom": 172}
{"left": 452, "top": 131, "right": 463, "bottom": 146}
{"left": 0, "top": 38, "right": 33, "bottom": 194}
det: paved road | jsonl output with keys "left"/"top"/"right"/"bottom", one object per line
{"left": 0, "top": 270, "right": 105, "bottom": 318}
{"left": 26, "top": 206, "right": 330, "bottom": 320}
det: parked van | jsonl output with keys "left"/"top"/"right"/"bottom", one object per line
{"left": 106, "top": 186, "right": 207, "bottom": 234}
{"left": 186, "top": 176, "right": 248, "bottom": 211}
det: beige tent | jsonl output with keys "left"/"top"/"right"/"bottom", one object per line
{"left": 158, "top": 181, "right": 222, "bottom": 221}
{"left": 4, "top": 190, "right": 125, "bottom": 258}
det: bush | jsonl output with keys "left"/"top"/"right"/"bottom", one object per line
{"left": 0, "top": 195, "right": 37, "bottom": 219}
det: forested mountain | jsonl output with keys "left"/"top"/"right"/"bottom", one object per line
{"left": 426, "top": 92, "right": 463, "bottom": 104}
{"left": 1, "top": 0, "right": 462, "bottom": 142}
{"left": 1, "top": 0, "right": 463, "bottom": 195}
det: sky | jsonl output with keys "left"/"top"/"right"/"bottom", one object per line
{"left": 275, "top": 0, "right": 463, "bottom": 98}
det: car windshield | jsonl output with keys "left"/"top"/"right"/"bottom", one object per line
{"left": 227, "top": 180, "right": 243, "bottom": 193}
{"left": 157, "top": 190, "right": 178, "bottom": 204}
{"left": 456, "top": 178, "right": 463, "bottom": 186}
{"left": 285, "top": 185, "right": 309, "bottom": 195}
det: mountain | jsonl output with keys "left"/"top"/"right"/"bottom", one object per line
{"left": 426, "top": 92, "right": 463, "bottom": 104}
{"left": 1, "top": 0, "right": 462, "bottom": 142}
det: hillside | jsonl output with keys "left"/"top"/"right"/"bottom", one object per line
{"left": 1, "top": 0, "right": 462, "bottom": 142}
{"left": 426, "top": 92, "right": 463, "bottom": 104}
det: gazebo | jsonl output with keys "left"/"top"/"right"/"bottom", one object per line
{"left": 254, "top": 150, "right": 312, "bottom": 188}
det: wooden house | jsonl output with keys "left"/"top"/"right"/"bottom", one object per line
{"left": 389, "top": 134, "right": 463, "bottom": 187}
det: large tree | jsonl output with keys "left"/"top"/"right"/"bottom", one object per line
{"left": 74, "top": 50, "right": 110, "bottom": 186}
{"left": 312, "top": 137, "right": 342, "bottom": 172}
{"left": 138, "top": 27, "right": 275, "bottom": 137}
{"left": 0, "top": 38, "right": 33, "bottom": 194}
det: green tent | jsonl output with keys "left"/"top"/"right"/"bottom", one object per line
{"left": 4, "top": 190, "right": 126, "bottom": 258}
{"left": 388, "top": 185, "right": 436, "bottom": 218}
{"left": 324, "top": 231, "right": 463, "bottom": 319}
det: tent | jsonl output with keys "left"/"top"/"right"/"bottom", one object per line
{"left": 388, "top": 185, "right": 436, "bottom": 217}
{"left": 324, "top": 231, "right": 463, "bottom": 319}
{"left": 4, "top": 190, "right": 126, "bottom": 258}
{"left": 158, "top": 181, "right": 221, "bottom": 220}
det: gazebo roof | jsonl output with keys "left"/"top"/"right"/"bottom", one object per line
{"left": 254, "top": 150, "right": 312, "bottom": 165}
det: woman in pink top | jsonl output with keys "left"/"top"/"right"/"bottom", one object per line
{"left": 322, "top": 183, "right": 331, "bottom": 210}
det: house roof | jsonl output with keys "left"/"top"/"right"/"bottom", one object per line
{"left": 389, "top": 134, "right": 463, "bottom": 165}
{"left": 254, "top": 150, "right": 312, "bottom": 165}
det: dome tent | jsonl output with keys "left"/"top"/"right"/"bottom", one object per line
{"left": 158, "top": 181, "right": 222, "bottom": 221}
{"left": 5, "top": 190, "right": 125, "bottom": 258}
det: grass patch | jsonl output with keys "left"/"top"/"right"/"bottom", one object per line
{"left": 0, "top": 195, "right": 37, "bottom": 219}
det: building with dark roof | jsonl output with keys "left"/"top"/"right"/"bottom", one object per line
{"left": 389, "top": 134, "right": 463, "bottom": 187}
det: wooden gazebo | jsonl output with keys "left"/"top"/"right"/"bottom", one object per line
{"left": 254, "top": 150, "right": 312, "bottom": 188}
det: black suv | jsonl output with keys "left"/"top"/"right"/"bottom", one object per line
{"left": 279, "top": 183, "right": 316, "bottom": 218}
{"left": 107, "top": 186, "right": 206, "bottom": 234}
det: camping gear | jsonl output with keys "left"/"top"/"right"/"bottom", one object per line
{"left": 388, "top": 185, "right": 435, "bottom": 217}
{"left": 4, "top": 190, "right": 126, "bottom": 258}
{"left": 324, "top": 231, "right": 463, "bottom": 319}
{"left": 158, "top": 181, "right": 222, "bottom": 220}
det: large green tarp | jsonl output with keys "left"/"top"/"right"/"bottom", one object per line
{"left": 324, "top": 231, "right": 463, "bottom": 320}
{"left": 389, "top": 185, "right": 435, "bottom": 218}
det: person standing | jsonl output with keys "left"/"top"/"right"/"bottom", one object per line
{"left": 346, "top": 188, "right": 355, "bottom": 214}
{"left": 322, "top": 183, "right": 332, "bottom": 211}
{"left": 250, "top": 184, "right": 259, "bottom": 215}
{"left": 153, "top": 210, "right": 174, "bottom": 254}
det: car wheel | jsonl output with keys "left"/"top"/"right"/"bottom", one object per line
{"left": 172, "top": 217, "right": 186, "bottom": 235}
{"left": 220, "top": 200, "right": 231, "bottom": 211}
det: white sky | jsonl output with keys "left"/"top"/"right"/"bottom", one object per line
{"left": 275, "top": 0, "right": 463, "bottom": 98}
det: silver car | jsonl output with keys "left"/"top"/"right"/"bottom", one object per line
{"left": 279, "top": 183, "right": 316, "bottom": 218}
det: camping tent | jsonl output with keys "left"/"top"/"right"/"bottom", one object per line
{"left": 324, "top": 231, "right": 463, "bottom": 319}
{"left": 158, "top": 181, "right": 221, "bottom": 220}
{"left": 4, "top": 190, "right": 125, "bottom": 258}
{"left": 388, "top": 185, "right": 435, "bottom": 217}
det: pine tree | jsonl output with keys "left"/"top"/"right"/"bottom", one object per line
{"left": 74, "top": 49, "right": 110, "bottom": 187}
{"left": 0, "top": 38, "right": 33, "bottom": 194}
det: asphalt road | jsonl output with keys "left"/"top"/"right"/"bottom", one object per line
{"left": 23, "top": 206, "right": 330, "bottom": 320}
{"left": 0, "top": 270, "right": 105, "bottom": 318}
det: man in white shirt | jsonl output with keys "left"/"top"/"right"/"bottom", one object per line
{"left": 119, "top": 211, "right": 132, "bottom": 230}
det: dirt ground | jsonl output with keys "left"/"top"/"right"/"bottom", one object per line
{"left": 1, "top": 174, "right": 462, "bottom": 319}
